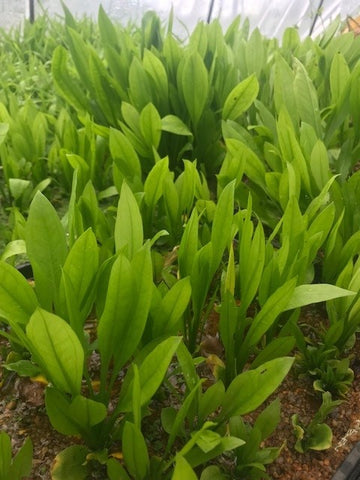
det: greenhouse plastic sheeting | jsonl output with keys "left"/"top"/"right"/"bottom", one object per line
{"left": 1, "top": 0, "right": 360, "bottom": 38}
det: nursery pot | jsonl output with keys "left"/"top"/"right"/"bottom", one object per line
{"left": 332, "top": 443, "right": 360, "bottom": 480}
{"left": 16, "top": 262, "right": 33, "bottom": 280}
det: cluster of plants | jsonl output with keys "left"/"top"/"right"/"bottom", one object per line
{"left": 1, "top": 4, "right": 360, "bottom": 479}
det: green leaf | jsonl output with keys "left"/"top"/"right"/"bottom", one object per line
{"left": 140, "top": 103, "right": 162, "bottom": 150}
{"left": 178, "top": 209, "right": 199, "bottom": 278}
{"left": 26, "top": 192, "right": 67, "bottom": 310}
{"left": 115, "top": 182, "right": 143, "bottom": 259}
{"left": 310, "top": 140, "right": 330, "bottom": 192}
{"left": 1, "top": 240, "right": 26, "bottom": 262}
{"left": 4, "top": 360, "right": 40, "bottom": 378}
{"left": 144, "top": 156, "right": 169, "bottom": 208}
{"left": 0, "top": 432, "right": 11, "bottom": 478}
{"left": 152, "top": 277, "right": 192, "bottom": 337}
{"left": 284, "top": 284, "right": 356, "bottom": 311}
{"left": 166, "top": 380, "right": 203, "bottom": 453}
{"left": 69, "top": 395, "right": 107, "bottom": 429}
{"left": 198, "top": 381, "right": 225, "bottom": 422}
{"left": 129, "top": 57, "right": 153, "bottom": 111}
{"left": 330, "top": 52, "right": 350, "bottom": 104}
{"left": 45, "top": 388, "right": 80, "bottom": 436}
{"left": 306, "top": 423, "right": 333, "bottom": 451}
{"left": 52, "top": 46, "right": 89, "bottom": 113}
{"left": 293, "top": 59, "right": 321, "bottom": 137}
{"left": 200, "top": 465, "right": 226, "bottom": 480}
{"left": 211, "top": 181, "right": 235, "bottom": 272}
{"left": 223, "top": 74, "right": 259, "bottom": 121}
{"left": 10, "top": 436, "right": 33, "bottom": 479}
{"left": 109, "top": 128, "right": 142, "bottom": 187}
{"left": 182, "top": 52, "right": 209, "bottom": 127}
{"left": 245, "top": 278, "right": 297, "bottom": 348}
{"left": 117, "top": 336, "right": 181, "bottom": 412}
{"left": 26, "top": 309, "right": 84, "bottom": 395}
{"left": 51, "top": 445, "right": 89, "bottom": 480}
{"left": 161, "top": 115, "right": 192, "bottom": 136}
{"left": 251, "top": 336, "right": 295, "bottom": 368}
{"left": 172, "top": 455, "right": 198, "bottom": 480}
{"left": 254, "top": 398, "right": 281, "bottom": 441}
{"left": 196, "top": 430, "right": 222, "bottom": 453}
{"left": 185, "top": 436, "right": 244, "bottom": 468}
{"left": 122, "top": 422, "right": 149, "bottom": 480}
{"left": 98, "top": 246, "right": 152, "bottom": 379}
{"left": 0, "top": 122, "right": 9, "bottom": 146}
{"left": 107, "top": 458, "right": 131, "bottom": 480}
{"left": 219, "top": 357, "right": 294, "bottom": 420}
{"left": 60, "top": 228, "right": 98, "bottom": 321}
{"left": 0, "top": 261, "right": 38, "bottom": 325}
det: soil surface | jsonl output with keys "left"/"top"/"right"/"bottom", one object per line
{"left": 1, "top": 315, "right": 360, "bottom": 479}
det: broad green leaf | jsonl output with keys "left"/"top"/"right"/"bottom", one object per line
{"left": 178, "top": 209, "right": 199, "bottom": 278}
{"left": 26, "top": 309, "right": 84, "bottom": 395}
{"left": 199, "top": 381, "right": 225, "bottom": 422}
{"left": 9, "top": 179, "right": 31, "bottom": 201}
{"left": 219, "top": 357, "right": 294, "bottom": 420}
{"left": 330, "top": 52, "right": 350, "bottom": 104}
{"left": 98, "top": 246, "right": 152, "bottom": 378}
{"left": 161, "top": 115, "right": 192, "bottom": 136}
{"left": 222, "top": 74, "right": 259, "bottom": 121}
{"left": 26, "top": 192, "right": 67, "bottom": 311}
{"left": 0, "top": 432, "right": 11, "bottom": 478}
{"left": 251, "top": 336, "right": 295, "bottom": 368}
{"left": 144, "top": 156, "right": 169, "bottom": 208}
{"left": 143, "top": 49, "right": 169, "bottom": 104}
{"left": 211, "top": 181, "right": 235, "bottom": 272}
{"left": 4, "top": 360, "right": 40, "bottom": 378}
{"left": 140, "top": 103, "right": 162, "bottom": 150}
{"left": 10, "top": 436, "right": 33, "bottom": 479}
{"left": 0, "top": 122, "right": 9, "bottom": 146}
{"left": 0, "top": 240, "right": 26, "bottom": 261}
{"left": 69, "top": 395, "right": 107, "bottom": 429}
{"left": 277, "top": 109, "right": 311, "bottom": 194}
{"left": 200, "top": 465, "right": 226, "bottom": 480}
{"left": 122, "top": 422, "right": 149, "bottom": 480}
{"left": 196, "top": 430, "right": 223, "bottom": 453}
{"left": 310, "top": 140, "right": 330, "bottom": 192}
{"left": 129, "top": 57, "right": 153, "bottom": 111}
{"left": 284, "top": 284, "right": 355, "bottom": 311}
{"left": 293, "top": 59, "right": 321, "bottom": 137}
{"left": 182, "top": 52, "right": 209, "bottom": 127}
{"left": 52, "top": 46, "right": 89, "bottom": 112}
{"left": 185, "top": 436, "right": 244, "bottom": 468}
{"left": 51, "top": 445, "right": 89, "bottom": 480}
{"left": 109, "top": 128, "right": 142, "bottom": 185}
{"left": 254, "top": 398, "right": 281, "bottom": 441}
{"left": 245, "top": 278, "right": 297, "bottom": 348}
{"left": 45, "top": 388, "right": 81, "bottom": 436}
{"left": 0, "top": 261, "right": 38, "bottom": 325}
{"left": 306, "top": 424, "right": 333, "bottom": 451}
{"left": 61, "top": 228, "right": 98, "bottom": 319}
{"left": 115, "top": 182, "right": 143, "bottom": 259}
{"left": 166, "top": 380, "right": 203, "bottom": 453}
{"left": 152, "top": 277, "right": 192, "bottom": 337}
{"left": 176, "top": 340, "right": 200, "bottom": 391}
{"left": 273, "top": 54, "right": 297, "bottom": 126}
{"left": 107, "top": 459, "right": 131, "bottom": 480}
{"left": 117, "top": 336, "right": 181, "bottom": 412}
{"left": 172, "top": 456, "right": 197, "bottom": 480}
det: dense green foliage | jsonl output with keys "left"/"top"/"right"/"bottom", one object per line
{"left": 0, "top": 6, "right": 360, "bottom": 479}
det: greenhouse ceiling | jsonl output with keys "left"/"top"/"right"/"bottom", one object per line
{"left": 1, "top": 0, "right": 360, "bottom": 39}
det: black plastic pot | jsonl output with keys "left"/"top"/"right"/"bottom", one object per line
{"left": 15, "top": 262, "right": 33, "bottom": 280}
{"left": 332, "top": 443, "right": 360, "bottom": 480}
